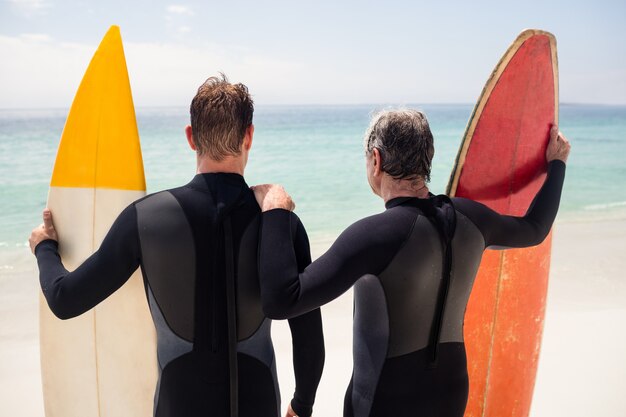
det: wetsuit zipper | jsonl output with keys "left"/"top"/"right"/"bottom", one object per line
{"left": 430, "top": 241, "right": 452, "bottom": 365}
{"left": 391, "top": 196, "right": 454, "bottom": 366}
{"left": 211, "top": 221, "right": 221, "bottom": 353}
{"left": 224, "top": 217, "right": 239, "bottom": 417}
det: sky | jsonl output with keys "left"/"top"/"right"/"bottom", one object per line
{"left": 0, "top": 0, "right": 625, "bottom": 108}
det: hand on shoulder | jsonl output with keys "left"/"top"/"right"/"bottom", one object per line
{"left": 251, "top": 184, "right": 296, "bottom": 212}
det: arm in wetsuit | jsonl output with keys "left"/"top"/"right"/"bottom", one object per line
{"left": 453, "top": 160, "right": 567, "bottom": 249}
{"left": 35, "top": 205, "right": 140, "bottom": 320}
{"left": 259, "top": 160, "right": 566, "bottom": 320}
{"left": 259, "top": 210, "right": 411, "bottom": 319}
{"left": 285, "top": 219, "right": 325, "bottom": 417}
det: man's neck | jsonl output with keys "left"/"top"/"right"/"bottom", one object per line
{"left": 380, "top": 175, "right": 429, "bottom": 203}
{"left": 196, "top": 155, "right": 245, "bottom": 176}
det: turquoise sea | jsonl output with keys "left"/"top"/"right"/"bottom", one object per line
{"left": 1, "top": 104, "right": 626, "bottom": 257}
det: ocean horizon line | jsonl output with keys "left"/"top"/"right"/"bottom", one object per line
{"left": 1, "top": 102, "right": 626, "bottom": 113}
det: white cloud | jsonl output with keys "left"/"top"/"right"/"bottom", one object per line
{"left": 123, "top": 41, "right": 303, "bottom": 106}
{"left": 8, "top": 0, "right": 50, "bottom": 15}
{"left": 166, "top": 5, "right": 194, "bottom": 16}
{"left": 165, "top": 4, "right": 195, "bottom": 39}
{"left": 0, "top": 35, "right": 92, "bottom": 108}
{"left": 1, "top": 33, "right": 622, "bottom": 108}
{"left": 19, "top": 33, "right": 52, "bottom": 42}
{"left": 0, "top": 32, "right": 478, "bottom": 107}
{"left": 0, "top": 34, "right": 303, "bottom": 108}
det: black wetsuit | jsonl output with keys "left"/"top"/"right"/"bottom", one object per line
{"left": 35, "top": 173, "right": 325, "bottom": 417}
{"left": 259, "top": 160, "right": 566, "bottom": 417}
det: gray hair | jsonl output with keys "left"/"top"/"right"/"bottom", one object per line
{"left": 364, "top": 109, "right": 435, "bottom": 182}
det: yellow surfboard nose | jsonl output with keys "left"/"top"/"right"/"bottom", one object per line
{"left": 51, "top": 25, "right": 146, "bottom": 191}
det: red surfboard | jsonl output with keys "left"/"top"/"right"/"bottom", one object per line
{"left": 447, "top": 30, "right": 558, "bottom": 417}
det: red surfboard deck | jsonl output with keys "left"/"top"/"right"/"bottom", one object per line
{"left": 447, "top": 30, "right": 558, "bottom": 417}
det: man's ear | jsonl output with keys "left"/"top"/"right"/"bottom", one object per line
{"left": 243, "top": 124, "right": 254, "bottom": 151}
{"left": 373, "top": 148, "right": 382, "bottom": 175}
{"left": 185, "top": 125, "right": 196, "bottom": 151}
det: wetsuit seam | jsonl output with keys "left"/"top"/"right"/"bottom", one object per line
{"left": 238, "top": 317, "right": 268, "bottom": 343}
{"left": 453, "top": 207, "right": 488, "bottom": 250}
{"left": 132, "top": 202, "right": 147, "bottom": 284}
{"left": 184, "top": 184, "right": 213, "bottom": 195}
{"left": 236, "top": 215, "right": 267, "bottom": 342}
{"left": 377, "top": 274, "right": 392, "bottom": 362}
{"left": 137, "top": 193, "right": 196, "bottom": 343}
{"left": 145, "top": 281, "right": 193, "bottom": 343}
{"left": 165, "top": 188, "right": 207, "bottom": 343}
{"left": 378, "top": 212, "right": 420, "bottom": 277}
{"left": 134, "top": 201, "right": 170, "bottom": 372}
{"left": 168, "top": 191, "right": 200, "bottom": 246}
{"left": 132, "top": 201, "right": 155, "bottom": 330}
{"left": 288, "top": 214, "right": 307, "bottom": 305}
{"left": 269, "top": 346, "right": 276, "bottom": 370}
{"left": 133, "top": 191, "right": 164, "bottom": 205}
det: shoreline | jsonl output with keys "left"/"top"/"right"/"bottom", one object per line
{"left": 4, "top": 212, "right": 626, "bottom": 265}
{"left": 1, "top": 217, "right": 624, "bottom": 416}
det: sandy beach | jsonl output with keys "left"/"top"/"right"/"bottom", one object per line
{"left": 1, "top": 218, "right": 624, "bottom": 416}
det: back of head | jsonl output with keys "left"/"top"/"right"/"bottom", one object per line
{"left": 364, "top": 109, "right": 435, "bottom": 182}
{"left": 190, "top": 74, "right": 254, "bottom": 160}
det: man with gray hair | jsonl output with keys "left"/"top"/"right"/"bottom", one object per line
{"left": 252, "top": 109, "right": 570, "bottom": 417}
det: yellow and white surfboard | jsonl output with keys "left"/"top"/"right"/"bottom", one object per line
{"left": 40, "top": 26, "right": 157, "bottom": 417}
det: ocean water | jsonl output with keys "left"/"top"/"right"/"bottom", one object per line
{"left": 1, "top": 104, "right": 625, "bottom": 257}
